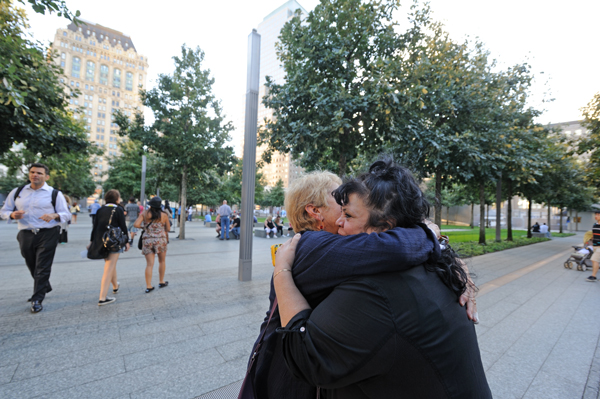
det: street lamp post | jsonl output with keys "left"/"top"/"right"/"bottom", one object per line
{"left": 238, "top": 29, "right": 261, "bottom": 281}
{"left": 140, "top": 152, "right": 147, "bottom": 207}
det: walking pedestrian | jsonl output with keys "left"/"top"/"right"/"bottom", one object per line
{"left": 124, "top": 197, "right": 140, "bottom": 244}
{"left": 218, "top": 200, "right": 232, "bottom": 240}
{"left": 586, "top": 211, "right": 600, "bottom": 282}
{"left": 87, "top": 189, "right": 129, "bottom": 306}
{"left": 0, "top": 163, "right": 71, "bottom": 313}
{"left": 70, "top": 199, "right": 80, "bottom": 224}
{"left": 187, "top": 205, "right": 193, "bottom": 222}
{"left": 134, "top": 197, "right": 170, "bottom": 293}
{"left": 90, "top": 199, "right": 101, "bottom": 224}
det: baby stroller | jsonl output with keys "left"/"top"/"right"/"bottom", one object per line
{"left": 564, "top": 246, "right": 594, "bottom": 271}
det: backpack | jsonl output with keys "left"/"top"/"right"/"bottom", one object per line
{"left": 102, "top": 207, "right": 128, "bottom": 252}
{"left": 13, "top": 185, "right": 59, "bottom": 211}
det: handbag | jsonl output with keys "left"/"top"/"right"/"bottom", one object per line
{"left": 137, "top": 219, "right": 154, "bottom": 250}
{"left": 238, "top": 298, "right": 278, "bottom": 399}
{"left": 102, "top": 208, "right": 128, "bottom": 252}
{"left": 59, "top": 229, "right": 68, "bottom": 243}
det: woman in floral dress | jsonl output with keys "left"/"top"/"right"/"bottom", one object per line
{"left": 134, "top": 197, "right": 170, "bottom": 293}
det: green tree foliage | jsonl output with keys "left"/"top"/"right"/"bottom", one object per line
{"left": 263, "top": 179, "right": 286, "bottom": 208}
{"left": 577, "top": 92, "right": 600, "bottom": 193}
{"left": 0, "top": 145, "right": 97, "bottom": 198}
{"left": 259, "top": 0, "right": 428, "bottom": 176}
{"left": 115, "top": 45, "right": 235, "bottom": 239}
{"left": 0, "top": 2, "right": 88, "bottom": 157}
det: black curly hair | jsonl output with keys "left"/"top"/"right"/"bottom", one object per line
{"left": 333, "top": 156, "right": 472, "bottom": 298}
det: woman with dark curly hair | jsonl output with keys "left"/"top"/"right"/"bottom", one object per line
{"left": 271, "top": 159, "right": 491, "bottom": 397}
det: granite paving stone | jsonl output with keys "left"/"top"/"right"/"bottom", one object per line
{"left": 1, "top": 219, "right": 598, "bottom": 398}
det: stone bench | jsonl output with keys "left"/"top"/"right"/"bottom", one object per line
{"left": 204, "top": 222, "right": 217, "bottom": 228}
{"left": 254, "top": 228, "right": 295, "bottom": 238}
{"left": 532, "top": 232, "right": 549, "bottom": 238}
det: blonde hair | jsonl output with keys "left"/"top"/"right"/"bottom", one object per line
{"left": 266, "top": 215, "right": 273, "bottom": 221}
{"left": 285, "top": 171, "right": 342, "bottom": 232}
{"left": 584, "top": 231, "right": 593, "bottom": 244}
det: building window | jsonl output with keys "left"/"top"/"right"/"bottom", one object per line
{"left": 71, "top": 56, "right": 81, "bottom": 78}
{"left": 125, "top": 72, "right": 133, "bottom": 91}
{"left": 61, "top": 52, "right": 66, "bottom": 59}
{"left": 86, "top": 61, "right": 95, "bottom": 81}
{"left": 63, "top": 31, "right": 67, "bottom": 36}
{"left": 100, "top": 64, "right": 108, "bottom": 85}
{"left": 113, "top": 69, "right": 121, "bottom": 88}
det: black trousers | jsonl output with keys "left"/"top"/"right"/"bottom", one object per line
{"left": 17, "top": 226, "right": 60, "bottom": 302}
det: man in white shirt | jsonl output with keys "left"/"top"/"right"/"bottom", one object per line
{"left": 0, "top": 163, "right": 71, "bottom": 313}
{"left": 539, "top": 223, "right": 550, "bottom": 238}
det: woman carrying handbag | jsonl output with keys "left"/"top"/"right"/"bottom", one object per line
{"left": 87, "top": 190, "right": 129, "bottom": 306}
{"left": 134, "top": 197, "right": 170, "bottom": 293}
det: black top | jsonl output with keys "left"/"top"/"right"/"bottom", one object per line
{"left": 232, "top": 218, "right": 241, "bottom": 228}
{"left": 250, "top": 225, "right": 441, "bottom": 399}
{"left": 279, "top": 266, "right": 492, "bottom": 398}
{"left": 266, "top": 221, "right": 275, "bottom": 229}
{"left": 593, "top": 223, "right": 600, "bottom": 246}
{"left": 532, "top": 223, "right": 540, "bottom": 232}
{"left": 88, "top": 205, "right": 128, "bottom": 259}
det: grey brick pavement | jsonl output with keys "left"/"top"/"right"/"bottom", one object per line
{"left": 0, "top": 219, "right": 598, "bottom": 398}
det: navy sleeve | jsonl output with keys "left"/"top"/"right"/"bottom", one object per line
{"left": 291, "top": 223, "right": 440, "bottom": 304}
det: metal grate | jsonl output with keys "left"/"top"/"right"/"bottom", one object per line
{"left": 194, "top": 380, "right": 243, "bottom": 399}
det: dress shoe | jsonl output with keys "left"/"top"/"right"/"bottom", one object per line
{"left": 31, "top": 301, "right": 43, "bottom": 313}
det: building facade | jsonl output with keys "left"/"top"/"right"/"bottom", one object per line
{"left": 50, "top": 20, "right": 148, "bottom": 180}
{"left": 255, "top": 1, "right": 306, "bottom": 188}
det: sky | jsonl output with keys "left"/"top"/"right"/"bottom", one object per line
{"left": 23, "top": 0, "right": 600, "bottom": 156}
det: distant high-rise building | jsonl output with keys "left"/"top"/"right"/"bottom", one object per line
{"left": 50, "top": 20, "right": 148, "bottom": 180}
{"left": 255, "top": 0, "right": 307, "bottom": 188}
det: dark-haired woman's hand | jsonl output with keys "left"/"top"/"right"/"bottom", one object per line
{"left": 274, "top": 233, "right": 301, "bottom": 274}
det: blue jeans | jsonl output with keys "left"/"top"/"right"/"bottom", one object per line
{"left": 220, "top": 216, "right": 230, "bottom": 239}
{"left": 232, "top": 227, "right": 240, "bottom": 239}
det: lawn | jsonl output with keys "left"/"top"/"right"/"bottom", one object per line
{"left": 440, "top": 227, "right": 576, "bottom": 257}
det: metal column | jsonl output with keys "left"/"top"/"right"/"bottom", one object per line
{"left": 238, "top": 29, "right": 261, "bottom": 281}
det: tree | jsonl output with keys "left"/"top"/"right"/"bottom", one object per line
{"left": 0, "top": 2, "right": 88, "bottom": 157}
{"left": 0, "top": 144, "right": 97, "bottom": 198}
{"left": 259, "top": 0, "right": 429, "bottom": 176}
{"left": 577, "top": 92, "right": 600, "bottom": 194}
{"left": 262, "top": 179, "right": 286, "bottom": 211}
{"left": 115, "top": 46, "right": 235, "bottom": 239}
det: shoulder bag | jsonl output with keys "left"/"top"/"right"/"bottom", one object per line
{"left": 102, "top": 207, "right": 128, "bottom": 252}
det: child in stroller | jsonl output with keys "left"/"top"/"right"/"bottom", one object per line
{"left": 564, "top": 231, "right": 594, "bottom": 271}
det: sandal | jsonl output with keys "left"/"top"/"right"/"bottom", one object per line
{"left": 159, "top": 281, "right": 169, "bottom": 288}
{"left": 113, "top": 282, "right": 120, "bottom": 294}
{"left": 145, "top": 287, "right": 155, "bottom": 293}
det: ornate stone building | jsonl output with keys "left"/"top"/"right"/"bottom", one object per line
{"left": 50, "top": 20, "right": 148, "bottom": 180}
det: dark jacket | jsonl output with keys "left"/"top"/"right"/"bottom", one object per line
{"left": 88, "top": 205, "right": 128, "bottom": 259}
{"left": 279, "top": 266, "right": 492, "bottom": 398}
{"left": 250, "top": 224, "right": 440, "bottom": 399}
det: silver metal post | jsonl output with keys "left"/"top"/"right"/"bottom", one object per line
{"left": 140, "top": 155, "right": 147, "bottom": 207}
{"left": 238, "top": 29, "right": 261, "bottom": 281}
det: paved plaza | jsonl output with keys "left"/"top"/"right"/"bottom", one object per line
{"left": 0, "top": 218, "right": 599, "bottom": 399}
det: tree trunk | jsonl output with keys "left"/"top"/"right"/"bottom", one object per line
{"left": 559, "top": 205, "right": 563, "bottom": 233}
{"left": 479, "top": 182, "right": 486, "bottom": 245}
{"left": 446, "top": 206, "right": 450, "bottom": 225}
{"left": 576, "top": 211, "right": 579, "bottom": 231}
{"left": 470, "top": 203, "right": 474, "bottom": 229}
{"left": 527, "top": 197, "right": 532, "bottom": 238}
{"left": 547, "top": 202, "right": 551, "bottom": 233}
{"left": 338, "top": 152, "right": 347, "bottom": 178}
{"left": 486, "top": 204, "right": 490, "bottom": 228}
{"left": 179, "top": 165, "right": 187, "bottom": 240}
{"left": 434, "top": 171, "right": 442, "bottom": 228}
{"left": 495, "top": 174, "right": 502, "bottom": 242}
{"left": 507, "top": 179, "right": 513, "bottom": 241}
